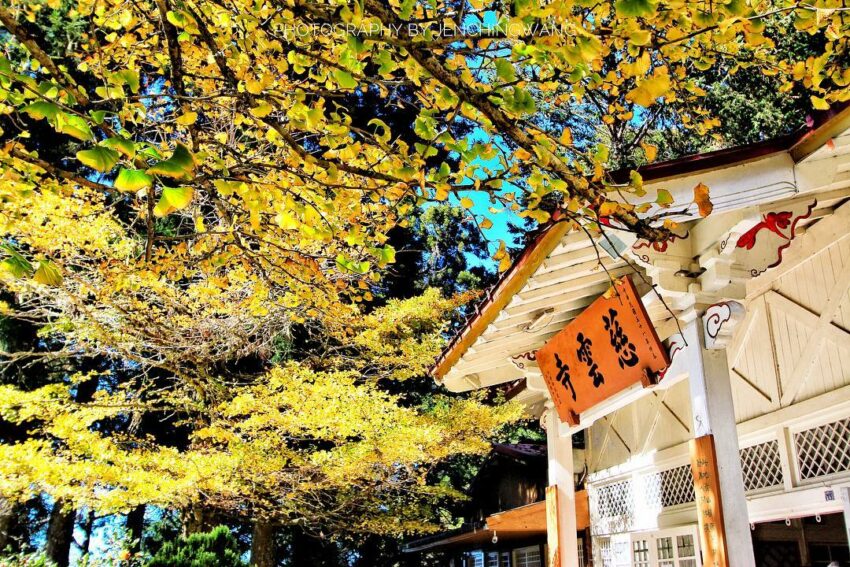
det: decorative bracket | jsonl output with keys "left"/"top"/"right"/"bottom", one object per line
{"left": 657, "top": 333, "right": 687, "bottom": 381}
{"left": 702, "top": 301, "right": 745, "bottom": 349}
{"left": 629, "top": 231, "right": 695, "bottom": 296}
{"left": 509, "top": 350, "right": 538, "bottom": 371}
{"left": 730, "top": 199, "right": 816, "bottom": 278}
{"left": 509, "top": 350, "right": 549, "bottom": 394}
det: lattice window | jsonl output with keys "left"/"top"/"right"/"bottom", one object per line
{"left": 597, "top": 538, "right": 613, "bottom": 567}
{"left": 633, "top": 539, "right": 650, "bottom": 567}
{"left": 595, "top": 479, "right": 634, "bottom": 518}
{"left": 640, "top": 465, "right": 695, "bottom": 508}
{"left": 740, "top": 440, "right": 784, "bottom": 490}
{"left": 795, "top": 417, "right": 850, "bottom": 480}
{"left": 659, "top": 465, "right": 695, "bottom": 507}
{"left": 640, "top": 472, "right": 663, "bottom": 509}
{"left": 513, "top": 545, "right": 542, "bottom": 567}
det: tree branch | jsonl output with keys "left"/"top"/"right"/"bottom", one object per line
{"left": 359, "top": 0, "right": 669, "bottom": 241}
{"left": 0, "top": 6, "right": 89, "bottom": 106}
{"left": 7, "top": 145, "right": 113, "bottom": 192}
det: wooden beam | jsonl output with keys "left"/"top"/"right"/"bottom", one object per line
{"left": 546, "top": 487, "right": 560, "bottom": 567}
{"left": 487, "top": 500, "right": 547, "bottom": 532}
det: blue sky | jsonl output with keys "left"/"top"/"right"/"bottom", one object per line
{"left": 440, "top": 128, "right": 527, "bottom": 268}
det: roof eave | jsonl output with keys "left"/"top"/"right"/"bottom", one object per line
{"left": 430, "top": 104, "right": 850, "bottom": 383}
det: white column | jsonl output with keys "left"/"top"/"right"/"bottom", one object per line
{"left": 545, "top": 405, "right": 579, "bottom": 567}
{"left": 841, "top": 487, "right": 850, "bottom": 547}
{"left": 685, "top": 306, "right": 756, "bottom": 567}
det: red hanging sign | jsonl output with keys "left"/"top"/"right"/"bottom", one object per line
{"left": 535, "top": 276, "right": 669, "bottom": 425}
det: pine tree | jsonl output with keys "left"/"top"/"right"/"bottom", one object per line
{"left": 146, "top": 526, "right": 247, "bottom": 567}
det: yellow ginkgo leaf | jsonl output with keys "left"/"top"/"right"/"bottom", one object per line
{"left": 640, "top": 142, "right": 658, "bottom": 162}
{"left": 625, "top": 70, "right": 672, "bottom": 108}
{"left": 498, "top": 255, "right": 512, "bottom": 272}
{"left": 693, "top": 183, "right": 713, "bottom": 217}
{"left": 250, "top": 103, "right": 273, "bottom": 118}
{"left": 811, "top": 95, "right": 830, "bottom": 110}
{"left": 176, "top": 111, "right": 198, "bottom": 126}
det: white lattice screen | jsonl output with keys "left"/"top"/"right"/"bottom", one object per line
{"left": 740, "top": 440, "right": 784, "bottom": 490}
{"left": 660, "top": 465, "right": 697, "bottom": 507}
{"left": 639, "top": 465, "right": 696, "bottom": 509}
{"left": 592, "top": 445, "right": 785, "bottom": 523}
{"left": 794, "top": 416, "right": 850, "bottom": 480}
{"left": 595, "top": 479, "right": 634, "bottom": 518}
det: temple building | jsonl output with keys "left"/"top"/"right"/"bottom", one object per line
{"left": 423, "top": 104, "right": 850, "bottom": 567}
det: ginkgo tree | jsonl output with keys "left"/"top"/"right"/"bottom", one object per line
{"left": 0, "top": 0, "right": 847, "bottom": 561}
{"left": 0, "top": 0, "right": 846, "bottom": 346}
{"left": 0, "top": 287, "right": 524, "bottom": 565}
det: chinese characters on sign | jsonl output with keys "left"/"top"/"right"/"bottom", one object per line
{"left": 576, "top": 332, "right": 604, "bottom": 387}
{"left": 690, "top": 435, "right": 729, "bottom": 567}
{"left": 535, "top": 276, "right": 669, "bottom": 425}
{"left": 603, "top": 308, "right": 639, "bottom": 369}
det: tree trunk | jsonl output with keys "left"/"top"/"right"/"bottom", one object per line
{"left": 79, "top": 509, "right": 95, "bottom": 558}
{"left": 181, "top": 505, "right": 208, "bottom": 536}
{"left": 44, "top": 376, "right": 97, "bottom": 564}
{"left": 250, "top": 520, "right": 276, "bottom": 567}
{"left": 126, "top": 505, "right": 145, "bottom": 553}
{"left": 0, "top": 498, "right": 12, "bottom": 552}
{"left": 45, "top": 499, "right": 74, "bottom": 567}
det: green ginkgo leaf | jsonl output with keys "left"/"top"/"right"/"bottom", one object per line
{"left": 655, "top": 189, "right": 674, "bottom": 208}
{"left": 335, "top": 254, "right": 369, "bottom": 274}
{"left": 494, "top": 59, "right": 517, "bottom": 83}
{"left": 137, "top": 143, "right": 163, "bottom": 160}
{"left": 147, "top": 143, "right": 195, "bottom": 180}
{"left": 56, "top": 113, "right": 94, "bottom": 141}
{"left": 0, "top": 245, "right": 33, "bottom": 279}
{"left": 115, "top": 69, "right": 140, "bottom": 94}
{"left": 375, "top": 245, "right": 396, "bottom": 266}
{"left": 154, "top": 186, "right": 194, "bottom": 216}
{"left": 166, "top": 10, "right": 189, "bottom": 27}
{"left": 333, "top": 70, "right": 358, "bottom": 89}
{"left": 22, "top": 101, "right": 60, "bottom": 121}
{"left": 114, "top": 168, "right": 153, "bottom": 192}
{"left": 163, "top": 186, "right": 193, "bottom": 209}
{"left": 615, "top": 0, "right": 657, "bottom": 17}
{"left": 89, "top": 110, "right": 109, "bottom": 125}
{"left": 33, "top": 260, "right": 62, "bottom": 286}
{"left": 76, "top": 146, "right": 120, "bottom": 172}
{"left": 101, "top": 137, "right": 136, "bottom": 159}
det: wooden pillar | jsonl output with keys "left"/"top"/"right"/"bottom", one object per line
{"left": 686, "top": 304, "right": 756, "bottom": 567}
{"left": 545, "top": 406, "right": 579, "bottom": 567}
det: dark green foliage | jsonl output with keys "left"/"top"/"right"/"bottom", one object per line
{"left": 494, "top": 420, "right": 547, "bottom": 444}
{"left": 142, "top": 509, "right": 183, "bottom": 560}
{"left": 623, "top": 23, "right": 822, "bottom": 168}
{"left": 145, "top": 526, "right": 247, "bottom": 567}
{"left": 384, "top": 204, "right": 497, "bottom": 302}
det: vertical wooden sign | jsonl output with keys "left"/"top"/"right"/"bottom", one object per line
{"left": 690, "top": 435, "right": 729, "bottom": 567}
{"left": 546, "top": 485, "right": 561, "bottom": 567}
